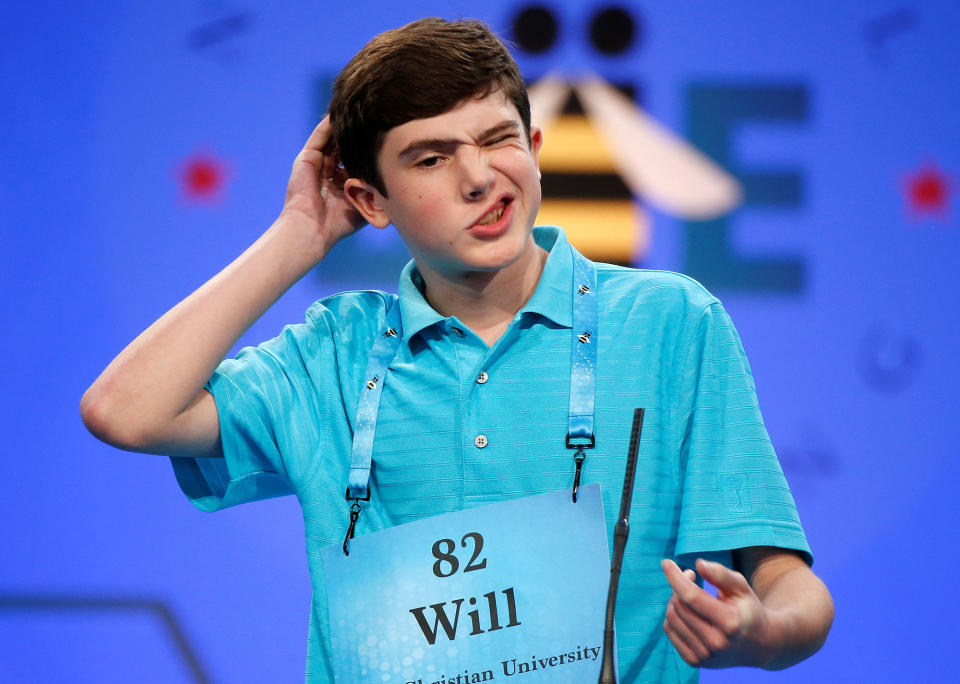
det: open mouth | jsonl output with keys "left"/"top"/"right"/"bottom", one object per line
{"left": 475, "top": 198, "right": 512, "bottom": 226}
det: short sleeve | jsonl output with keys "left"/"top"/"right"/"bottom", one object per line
{"left": 674, "top": 302, "right": 812, "bottom": 568}
{"left": 170, "top": 322, "right": 323, "bottom": 512}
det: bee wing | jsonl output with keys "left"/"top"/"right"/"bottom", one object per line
{"left": 574, "top": 77, "right": 742, "bottom": 219}
{"left": 527, "top": 73, "right": 570, "bottom": 132}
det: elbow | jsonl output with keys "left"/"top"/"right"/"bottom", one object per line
{"left": 806, "top": 574, "right": 835, "bottom": 655}
{"left": 80, "top": 382, "right": 153, "bottom": 452}
{"left": 763, "top": 574, "right": 835, "bottom": 670}
{"left": 80, "top": 383, "right": 109, "bottom": 440}
{"left": 815, "top": 584, "right": 835, "bottom": 652}
{"left": 80, "top": 383, "right": 121, "bottom": 445}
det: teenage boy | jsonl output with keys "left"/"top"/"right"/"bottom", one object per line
{"left": 82, "top": 17, "right": 832, "bottom": 683}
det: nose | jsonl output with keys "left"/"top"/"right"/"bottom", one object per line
{"left": 460, "top": 147, "right": 495, "bottom": 200}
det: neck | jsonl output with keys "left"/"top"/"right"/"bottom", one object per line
{"left": 417, "top": 241, "right": 548, "bottom": 346}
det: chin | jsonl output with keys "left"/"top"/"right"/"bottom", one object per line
{"left": 471, "top": 236, "right": 530, "bottom": 269}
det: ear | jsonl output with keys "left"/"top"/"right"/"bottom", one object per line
{"left": 344, "top": 178, "right": 391, "bottom": 229}
{"left": 530, "top": 126, "right": 543, "bottom": 180}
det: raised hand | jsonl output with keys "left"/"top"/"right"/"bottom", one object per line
{"left": 81, "top": 117, "right": 373, "bottom": 458}
{"left": 281, "top": 115, "right": 366, "bottom": 254}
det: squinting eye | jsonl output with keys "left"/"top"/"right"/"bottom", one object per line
{"left": 418, "top": 156, "right": 442, "bottom": 167}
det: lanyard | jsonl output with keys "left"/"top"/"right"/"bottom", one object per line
{"left": 567, "top": 244, "right": 599, "bottom": 503}
{"left": 343, "top": 245, "right": 598, "bottom": 554}
{"left": 345, "top": 300, "right": 402, "bottom": 503}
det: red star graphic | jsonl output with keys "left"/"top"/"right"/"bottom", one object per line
{"left": 903, "top": 162, "right": 952, "bottom": 218}
{"left": 178, "top": 150, "right": 230, "bottom": 202}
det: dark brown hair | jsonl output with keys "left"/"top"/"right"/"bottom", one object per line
{"left": 329, "top": 17, "right": 530, "bottom": 196}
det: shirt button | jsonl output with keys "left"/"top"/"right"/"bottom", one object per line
{"left": 474, "top": 434, "right": 488, "bottom": 449}
{"left": 452, "top": 327, "right": 464, "bottom": 337}
{"left": 476, "top": 371, "right": 489, "bottom": 384}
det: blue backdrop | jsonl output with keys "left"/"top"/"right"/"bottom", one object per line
{"left": 2, "top": 1, "right": 958, "bottom": 681}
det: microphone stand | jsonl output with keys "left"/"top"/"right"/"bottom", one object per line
{"left": 598, "top": 408, "right": 644, "bottom": 684}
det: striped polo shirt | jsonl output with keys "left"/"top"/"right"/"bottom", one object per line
{"left": 171, "top": 226, "right": 810, "bottom": 684}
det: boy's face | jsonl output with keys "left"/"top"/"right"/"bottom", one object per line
{"left": 346, "top": 91, "right": 543, "bottom": 280}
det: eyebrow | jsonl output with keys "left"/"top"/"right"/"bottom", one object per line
{"left": 397, "top": 120, "right": 522, "bottom": 159}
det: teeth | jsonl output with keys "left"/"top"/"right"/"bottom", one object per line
{"left": 477, "top": 205, "right": 505, "bottom": 225}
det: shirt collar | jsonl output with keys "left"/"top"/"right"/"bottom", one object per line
{"left": 397, "top": 226, "right": 574, "bottom": 345}
{"left": 397, "top": 261, "right": 445, "bottom": 344}
{"left": 518, "top": 226, "right": 572, "bottom": 326}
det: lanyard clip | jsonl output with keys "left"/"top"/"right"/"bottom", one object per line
{"left": 342, "top": 486, "right": 371, "bottom": 556}
{"left": 572, "top": 448, "right": 586, "bottom": 503}
{"left": 566, "top": 433, "right": 595, "bottom": 503}
{"left": 342, "top": 499, "right": 362, "bottom": 556}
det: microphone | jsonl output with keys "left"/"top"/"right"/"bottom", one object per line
{"left": 598, "top": 408, "right": 644, "bottom": 684}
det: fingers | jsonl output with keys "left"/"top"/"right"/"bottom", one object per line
{"left": 670, "top": 592, "right": 736, "bottom": 663}
{"left": 663, "top": 606, "right": 708, "bottom": 666}
{"left": 664, "top": 590, "right": 745, "bottom": 667}
{"left": 666, "top": 558, "right": 752, "bottom": 628}
{"left": 312, "top": 116, "right": 346, "bottom": 176}
{"left": 696, "top": 558, "right": 751, "bottom": 599}
{"left": 290, "top": 117, "right": 350, "bottom": 197}
{"left": 295, "top": 117, "right": 341, "bottom": 169}
{"left": 660, "top": 558, "right": 716, "bottom": 617}
{"left": 661, "top": 559, "right": 695, "bottom": 584}
{"left": 660, "top": 558, "right": 687, "bottom": 587}
{"left": 304, "top": 115, "right": 333, "bottom": 153}
{"left": 661, "top": 558, "right": 747, "bottom": 664}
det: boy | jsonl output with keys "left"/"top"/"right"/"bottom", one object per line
{"left": 82, "top": 17, "right": 832, "bottom": 683}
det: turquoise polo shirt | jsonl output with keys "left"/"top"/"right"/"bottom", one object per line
{"left": 171, "top": 226, "right": 811, "bottom": 684}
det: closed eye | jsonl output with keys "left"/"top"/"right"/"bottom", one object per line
{"left": 485, "top": 134, "right": 517, "bottom": 146}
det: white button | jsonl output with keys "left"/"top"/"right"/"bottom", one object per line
{"left": 476, "top": 371, "right": 489, "bottom": 384}
{"left": 452, "top": 327, "right": 464, "bottom": 337}
{"left": 474, "top": 434, "right": 488, "bottom": 448}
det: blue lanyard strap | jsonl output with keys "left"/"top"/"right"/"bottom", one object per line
{"left": 345, "top": 300, "right": 403, "bottom": 502}
{"left": 568, "top": 250, "right": 598, "bottom": 442}
{"left": 568, "top": 250, "right": 598, "bottom": 502}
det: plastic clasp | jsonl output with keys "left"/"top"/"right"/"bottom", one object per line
{"left": 565, "top": 433, "right": 595, "bottom": 449}
{"left": 344, "top": 486, "right": 371, "bottom": 502}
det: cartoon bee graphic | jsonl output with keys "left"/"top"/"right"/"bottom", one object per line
{"left": 513, "top": 5, "right": 742, "bottom": 265}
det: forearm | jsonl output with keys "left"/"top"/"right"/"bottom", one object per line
{"left": 81, "top": 213, "right": 328, "bottom": 453}
{"left": 751, "top": 557, "right": 834, "bottom": 670}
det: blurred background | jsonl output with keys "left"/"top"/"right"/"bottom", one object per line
{"left": 1, "top": 0, "right": 958, "bottom": 681}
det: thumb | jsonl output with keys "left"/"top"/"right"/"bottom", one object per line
{"left": 695, "top": 558, "right": 750, "bottom": 596}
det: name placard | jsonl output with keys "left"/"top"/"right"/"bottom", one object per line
{"left": 322, "top": 484, "right": 611, "bottom": 684}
